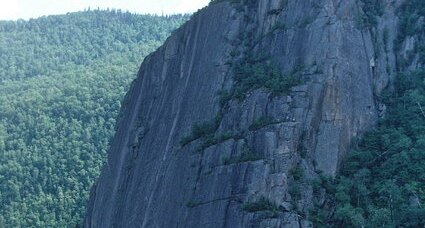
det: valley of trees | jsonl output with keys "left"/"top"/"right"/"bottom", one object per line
{"left": 0, "top": 10, "right": 188, "bottom": 227}
{"left": 1, "top": 1, "right": 425, "bottom": 227}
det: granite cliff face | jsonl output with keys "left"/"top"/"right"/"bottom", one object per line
{"left": 84, "top": 0, "right": 407, "bottom": 227}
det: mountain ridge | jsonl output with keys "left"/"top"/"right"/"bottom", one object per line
{"left": 85, "top": 0, "right": 423, "bottom": 227}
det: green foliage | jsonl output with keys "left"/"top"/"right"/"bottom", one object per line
{"left": 243, "top": 197, "right": 279, "bottom": 213}
{"left": 395, "top": 0, "right": 425, "bottom": 64}
{"left": 233, "top": 61, "right": 299, "bottom": 99}
{"left": 309, "top": 207, "right": 328, "bottom": 228}
{"left": 398, "top": 0, "right": 425, "bottom": 37}
{"left": 180, "top": 0, "right": 300, "bottom": 149}
{"left": 180, "top": 114, "right": 222, "bottom": 147}
{"left": 359, "top": 0, "right": 385, "bottom": 28}
{"left": 333, "top": 204, "right": 366, "bottom": 227}
{"left": 289, "top": 165, "right": 304, "bottom": 181}
{"left": 288, "top": 184, "right": 301, "bottom": 201}
{"left": 0, "top": 10, "right": 188, "bottom": 81}
{"left": 181, "top": 61, "right": 298, "bottom": 148}
{"left": 0, "top": 10, "right": 188, "bottom": 227}
{"left": 222, "top": 144, "right": 262, "bottom": 165}
{"left": 248, "top": 116, "right": 278, "bottom": 131}
{"left": 314, "top": 69, "right": 425, "bottom": 227}
{"left": 218, "top": 89, "right": 233, "bottom": 109}
{"left": 200, "top": 131, "right": 242, "bottom": 150}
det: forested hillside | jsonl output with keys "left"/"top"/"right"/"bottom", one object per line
{"left": 312, "top": 69, "right": 425, "bottom": 227}
{"left": 312, "top": 1, "right": 425, "bottom": 226}
{"left": 0, "top": 10, "right": 188, "bottom": 227}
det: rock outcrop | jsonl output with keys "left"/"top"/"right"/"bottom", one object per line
{"left": 84, "top": 0, "right": 404, "bottom": 227}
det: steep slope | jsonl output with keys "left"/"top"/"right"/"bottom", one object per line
{"left": 311, "top": 0, "right": 425, "bottom": 226}
{"left": 85, "top": 0, "right": 403, "bottom": 227}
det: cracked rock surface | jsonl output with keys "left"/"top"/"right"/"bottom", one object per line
{"left": 84, "top": 0, "right": 403, "bottom": 227}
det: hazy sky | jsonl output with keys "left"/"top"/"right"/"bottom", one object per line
{"left": 0, "top": 0, "right": 211, "bottom": 20}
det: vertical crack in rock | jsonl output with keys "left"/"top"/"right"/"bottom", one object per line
{"left": 85, "top": 0, "right": 403, "bottom": 227}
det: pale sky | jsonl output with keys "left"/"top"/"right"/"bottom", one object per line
{"left": 0, "top": 0, "right": 211, "bottom": 20}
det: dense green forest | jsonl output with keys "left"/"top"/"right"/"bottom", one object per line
{"left": 0, "top": 10, "right": 188, "bottom": 227}
{"left": 312, "top": 1, "right": 425, "bottom": 227}
{"left": 2, "top": 1, "right": 425, "bottom": 227}
{"left": 312, "top": 69, "right": 425, "bottom": 227}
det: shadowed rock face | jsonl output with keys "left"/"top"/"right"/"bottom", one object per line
{"left": 84, "top": 0, "right": 401, "bottom": 227}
